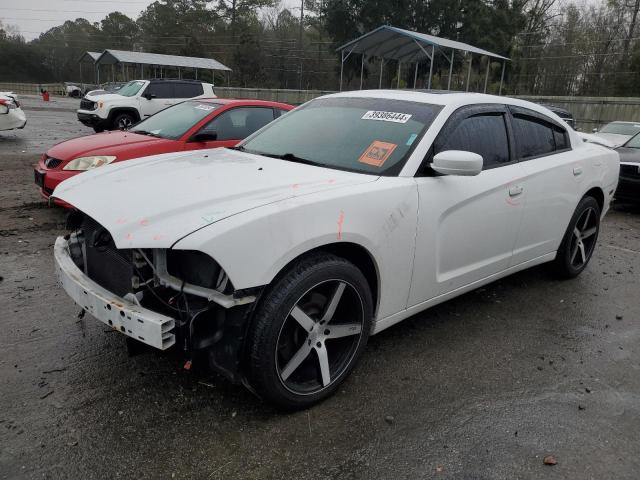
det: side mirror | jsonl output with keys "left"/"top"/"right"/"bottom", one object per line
{"left": 189, "top": 131, "right": 217, "bottom": 143}
{"left": 432, "top": 150, "right": 483, "bottom": 176}
{"left": 143, "top": 93, "right": 156, "bottom": 100}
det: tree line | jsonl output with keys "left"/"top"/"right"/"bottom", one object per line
{"left": 1, "top": 0, "right": 639, "bottom": 96}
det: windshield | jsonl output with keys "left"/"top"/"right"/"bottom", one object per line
{"left": 117, "top": 81, "right": 146, "bottom": 97}
{"left": 624, "top": 132, "right": 640, "bottom": 148}
{"left": 600, "top": 122, "right": 640, "bottom": 136}
{"left": 239, "top": 97, "right": 442, "bottom": 175}
{"left": 130, "top": 101, "right": 221, "bottom": 140}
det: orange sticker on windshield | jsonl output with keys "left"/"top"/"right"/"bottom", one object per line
{"left": 358, "top": 141, "right": 397, "bottom": 167}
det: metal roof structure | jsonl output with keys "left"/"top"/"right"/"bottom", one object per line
{"left": 78, "top": 51, "right": 101, "bottom": 63}
{"left": 95, "top": 49, "right": 231, "bottom": 72}
{"left": 336, "top": 25, "right": 510, "bottom": 94}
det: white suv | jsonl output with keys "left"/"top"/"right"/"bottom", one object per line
{"left": 77, "top": 79, "right": 215, "bottom": 132}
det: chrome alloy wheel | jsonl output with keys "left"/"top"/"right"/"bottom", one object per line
{"left": 569, "top": 206, "right": 598, "bottom": 268}
{"left": 275, "top": 280, "right": 365, "bottom": 395}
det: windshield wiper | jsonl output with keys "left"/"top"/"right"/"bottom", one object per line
{"left": 228, "top": 145, "right": 245, "bottom": 151}
{"left": 132, "top": 129, "right": 162, "bottom": 138}
{"left": 260, "top": 152, "right": 320, "bottom": 166}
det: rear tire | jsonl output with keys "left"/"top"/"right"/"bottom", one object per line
{"left": 552, "top": 196, "right": 601, "bottom": 278}
{"left": 246, "top": 252, "right": 373, "bottom": 410}
{"left": 93, "top": 126, "right": 105, "bottom": 133}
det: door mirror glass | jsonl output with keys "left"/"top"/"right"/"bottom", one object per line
{"left": 190, "top": 131, "right": 217, "bottom": 142}
{"left": 432, "top": 150, "right": 483, "bottom": 176}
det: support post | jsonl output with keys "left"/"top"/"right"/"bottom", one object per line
{"left": 484, "top": 57, "right": 490, "bottom": 93}
{"left": 428, "top": 45, "right": 434, "bottom": 89}
{"left": 499, "top": 61, "right": 506, "bottom": 95}
{"left": 112, "top": 64, "right": 115, "bottom": 82}
{"left": 397, "top": 62, "right": 401, "bottom": 88}
{"left": 414, "top": 61, "right": 418, "bottom": 89}
{"left": 211, "top": 70, "right": 215, "bottom": 86}
{"left": 195, "top": 68, "right": 198, "bottom": 80}
{"left": 379, "top": 57, "right": 384, "bottom": 88}
{"left": 121, "top": 63, "right": 125, "bottom": 82}
{"left": 360, "top": 54, "right": 365, "bottom": 90}
{"left": 466, "top": 53, "right": 472, "bottom": 92}
{"left": 447, "top": 49, "right": 454, "bottom": 90}
{"left": 340, "top": 50, "right": 345, "bottom": 91}
{"left": 79, "top": 62, "right": 83, "bottom": 84}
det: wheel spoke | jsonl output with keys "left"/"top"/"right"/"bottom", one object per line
{"left": 570, "top": 242, "right": 580, "bottom": 264}
{"left": 581, "top": 227, "right": 597, "bottom": 240}
{"left": 321, "top": 282, "right": 346, "bottom": 323}
{"left": 280, "top": 343, "right": 313, "bottom": 381}
{"left": 316, "top": 344, "right": 331, "bottom": 387}
{"left": 573, "top": 227, "right": 581, "bottom": 241}
{"left": 581, "top": 209, "right": 592, "bottom": 230}
{"left": 325, "top": 323, "right": 362, "bottom": 339}
{"left": 290, "top": 305, "right": 316, "bottom": 331}
{"left": 578, "top": 242, "right": 587, "bottom": 264}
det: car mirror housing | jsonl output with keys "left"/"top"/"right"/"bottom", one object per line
{"left": 143, "top": 93, "right": 156, "bottom": 100}
{"left": 189, "top": 131, "right": 218, "bottom": 143}
{"left": 432, "top": 150, "right": 483, "bottom": 176}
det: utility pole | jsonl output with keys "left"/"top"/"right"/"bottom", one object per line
{"left": 298, "top": 0, "right": 304, "bottom": 90}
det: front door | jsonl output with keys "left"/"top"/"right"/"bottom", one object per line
{"left": 139, "top": 82, "right": 175, "bottom": 118}
{"left": 408, "top": 105, "right": 526, "bottom": 306}
{"left": 184, "top": 106, "right": 278, "bottom": 150}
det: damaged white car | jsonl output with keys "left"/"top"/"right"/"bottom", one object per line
{"left": 53, "top": 91, "right": 619, "bottom": 409}
{"left": 0, "top": 92, "right": 27, "bottom": 131}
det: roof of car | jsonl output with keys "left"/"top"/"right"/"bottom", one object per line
{"left": 186, "top": 98, "right": 293, "bottom": 108}
{"left": 322, "top": 89, "right": 562, "bottom": 118}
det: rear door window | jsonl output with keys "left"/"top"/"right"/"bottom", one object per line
{"left": 510, "top": 107, "right": 571, "bottom": 159}
{"left": 437, "top": 113, "right": 510, "bottom": 168}
{"left": 174, "top": 82, "right": 204, "bottom": 98}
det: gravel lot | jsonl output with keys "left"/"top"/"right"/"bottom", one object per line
{"left": 1, "top": 100, "right": 639, "bottom": 479}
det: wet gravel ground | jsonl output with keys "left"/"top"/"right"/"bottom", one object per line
{"left": 1, "top": 105, "right": 639, "bottom": 479}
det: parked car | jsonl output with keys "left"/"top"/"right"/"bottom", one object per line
{"left": 64, "top": 82, "right": 83, "bottom": 98}
{"left": 36, "top": 98, "right": 293, "bottom": 206}
{"left": 77, "top": 79, "right": 215, "bottom": 132}
{"left": 85, "top": 82, "right": 126, "bottom": 97}
{"left": 540, "top": 103, "right": 576, "bottom": 129}
{"left": 614, "top": 132, "right": 640, "bottom": 203}
{"left": 593, "top": 121, "right": 640, "bottom": 147}
{"left": 0, "top": 92, "right": 27, "bottom": 131}
{"left": 52, "top": 91, "right": 619, "bottom": 409}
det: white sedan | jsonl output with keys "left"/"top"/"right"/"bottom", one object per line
{"left": 52, "top": 91, "right": 619, "bottom": 409}
{"left": 0, "top": 92, "right": 27, "bottom": 131}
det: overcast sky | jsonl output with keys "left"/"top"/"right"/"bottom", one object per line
{"left": 0, "top": 0, "right": 300, "bottom": 41}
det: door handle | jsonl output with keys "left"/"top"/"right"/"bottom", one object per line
{"left": 508, "top": 185, "right": 524, "bottom": 197}
{"left": 573, "top": 167, "right": 583, "bottom": 176}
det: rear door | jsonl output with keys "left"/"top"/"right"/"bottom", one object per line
{"left": 409, "top": 105, "right": 527, "bottom": 305}
{"left": 508, "top": 106, "right": 582, "bottom": 265}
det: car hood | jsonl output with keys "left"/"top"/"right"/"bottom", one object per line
{"left": 47, "top": 130, "right": 172, "bottom": 161}
{"left": 616, "top": 146, "right": 640, "bottom": 164}
{"left": 593, "top": 132, "right": 631, "bottom": 147}
{"left": 52, "top": 148, "right": 378, "bottom": 248}
{"left": 84, "top": 93, "right": 124, "bottom": 102}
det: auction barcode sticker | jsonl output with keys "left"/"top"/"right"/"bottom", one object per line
{"left": 362, "top": 111, "right": 412, "bottom": 123}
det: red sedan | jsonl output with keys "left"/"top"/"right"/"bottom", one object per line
{"left": 35, "top": 98, "right": 293, "bottom": 207}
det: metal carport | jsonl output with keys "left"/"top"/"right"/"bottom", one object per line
{"left": 91, "top": 49, "right": 232, "bottom": 86}
{"left": 336, "top": 25, "right": 510, "bottom": 94}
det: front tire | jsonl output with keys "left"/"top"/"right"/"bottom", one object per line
{"left": 112, "top": 112, "right": 135, "bottom": 130}
{"left": 246, "top": 252, "right": 373, "bottom": 410}
{"left": 552, "top": 196, "right": 601, "bottom": 278}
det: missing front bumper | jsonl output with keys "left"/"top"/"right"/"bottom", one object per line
{"left": 54, "top": 236, "right": 176, "bottom": 350}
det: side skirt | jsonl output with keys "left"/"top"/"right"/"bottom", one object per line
{"left": 372, "top": 252, "right": 557, "bottom": 335}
